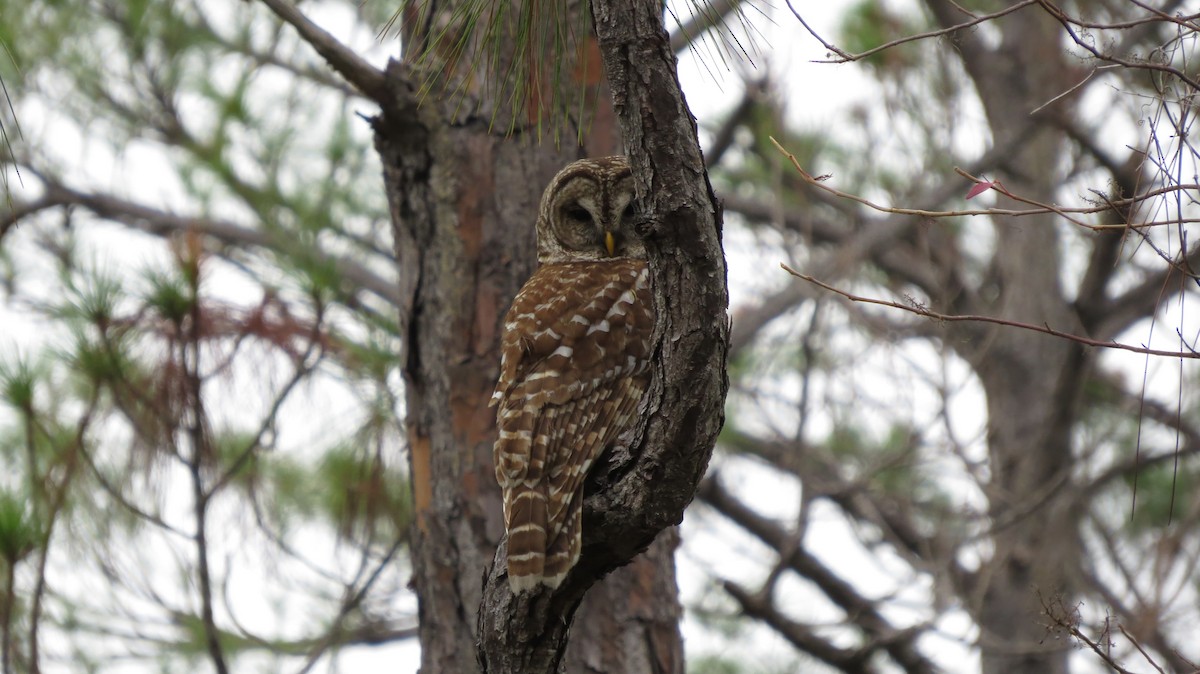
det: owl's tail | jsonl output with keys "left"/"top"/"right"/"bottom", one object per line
{"left": 504, "top": 484, "right": 583, "bottom": 593}
{"left": 505, "top": 484, "right": 549, "bottom": 593}
{"left": 542, "top": 493, "right": 582, "bottom": 589}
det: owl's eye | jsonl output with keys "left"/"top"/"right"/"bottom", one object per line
{"left": 622, "top": 203, "right": 637, "bottom": 221}
{"left": 564, "top": 205, "right": 592, "bottom": 223}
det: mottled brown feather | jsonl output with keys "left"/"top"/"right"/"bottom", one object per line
{"left": 493, "top": 255, "right": 651, "bottom": 592}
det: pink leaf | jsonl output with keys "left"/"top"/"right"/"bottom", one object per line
{"left": 965, "top": 180, "right": 995, "bottom": 200}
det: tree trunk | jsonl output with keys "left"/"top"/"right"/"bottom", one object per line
{"left": 927, "top": 4, "right": 1088, "bottom": 672}
{"left": 472, "top": 0, "right": 727, "bottom": 670}
{"left": 372, "top": 2, "right": 708, "bottom": 672}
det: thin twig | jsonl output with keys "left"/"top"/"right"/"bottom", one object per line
{"left": 1030, "top": 66, "right": 1117, "bottom": 115}
{"left": 771, "top": 136, "right": 1200, "bottom": 230}
{"left": 1037, "top": 0, "right": 1200, "bottom": 93}
{"left": 1039, "top": 593, "right": 1143, "bottom": 674}
{"left": 780, "top": 264, "right": 1200, "bottom": 359}
{"left": 784, "top": 0, "right": 853, "bottom": 60}
{"left": 182, "top": 277, "right": 229, "bottom": 674}
{"left": 295, "top": 536, "right": 408, "bottom": 673}
{"left": 1119, "top": 624, "right": 1169, "bottom": 674}
{"left": 809, "top": 0, "right": 1040, "bottom": 64}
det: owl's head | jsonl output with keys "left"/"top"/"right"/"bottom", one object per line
{"left": 536, "top": 156, "right": 645, "bottom": 264}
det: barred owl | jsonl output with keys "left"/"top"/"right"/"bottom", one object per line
{"left": 491, "top": 156, "right": 653, "bottom": 593}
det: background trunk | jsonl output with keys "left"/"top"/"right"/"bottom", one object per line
{"left": 927, "top": 4, "right": 1087, "bottom": 672}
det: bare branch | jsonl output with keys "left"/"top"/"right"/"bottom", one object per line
{"left": 0, "top": 195, "right": 59, "bottom": 242}
{"left": 256, "top": 0, "right": 391, "bottom": 104}
{"left": 1078, "top": 551, "right": 1196, "bottom": 674}
{"left": 1029, "top": 66, "right": 1111, "bottom": 115}
{"left": 1037, "top": 0, "right": 1200, "bottom": 93}
{"left": 703, "top": 77, "right": 769, "bottom": 168}
{"left": 699, "top": 477, "right": 940, "bottom": 674}
{"left": 1040, "top": 593, "right": 1140, "bottom": 674}
{"left": 194, "top": 10, "right": 362, "bottom": 99}
{"left": 774, "top": 136, "right": 1200, "bottom": 231}
{"left": 295, "top": 537, "right": 410, "bottom": 673}
{"left": 781, "top": 264, "right": 1200, "bottom": 359}
{"left": 1118, "top": 625, "right": 1169, "bottom": 674}
{"left": 20, "top": 182, "right": 400, "bottom": 310}
{"left": 808, "top": 0, "right": 1040, "bottom": 64}
{"left": 784, "top": 0, "right": 853, "bottom": 60}
{"left": 723, "top": 580, "right": 872, "bottom": 672}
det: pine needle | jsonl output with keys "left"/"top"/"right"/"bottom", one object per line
{"left": 0, "top": 37, "right": 24, "bottom": 207}
{"left": 377, "top": 0, "right": 761, "bottom": 142}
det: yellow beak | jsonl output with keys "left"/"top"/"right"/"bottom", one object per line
{"left": 604, "top": 231, "right": 616, "bottom": 256}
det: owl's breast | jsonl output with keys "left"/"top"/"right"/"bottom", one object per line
{"left": 493, "top": 259, "right": 652, "bottom": 409}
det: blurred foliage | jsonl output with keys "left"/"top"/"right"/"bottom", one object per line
{"left": 1, "top": 0, "right": 1194, "bottom": 672}
{"left": 319, "top": 443, "right": 413, "bottom": 542}
{"left": 1126, "top": 462, "right": 1196, "bottom": 532}
{"left": 691, "top": 655, "right": 745, "bottom": 674}
{"left": 837, "top": 0, "right": 926, "bottom": 71}
{"left": 0, "top": 489, "right": 37, "bottom": 565}
{"left": 0, "top": 0, "right": 409, "bottom": 668}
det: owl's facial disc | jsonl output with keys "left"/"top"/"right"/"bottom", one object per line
{"left": 536, "top": 156, "right": 644, "bottom": 264}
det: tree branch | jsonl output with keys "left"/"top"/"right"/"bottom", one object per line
{"left": 703, "top": 76, "right": 768, "bottom": 168}
{"left": 22, "top": 182, "right": 401, "bottom": 310}
{"left": 1039, "top": 593, "right": 1139, "bottom": 674}
{"left": 699, "top": 477, "right": 940, "bottom": 674}
{"left": 718, "top": 430, "right": 969, "bottom": 586}
{"left": 1036, "top": 0, "right": 1200, "bottom": 93}
{"left": 192, "top": 9, "right": 362, "bottom": 99}
{"left": 256, "top": 0, "right": 392, "bottom": 104}
{"left": 784, "top": 265, "right": 1200, "bottom": 359}
{"left": 723, "top": 579, "right": 872, "bottom": 673}
{"left": 810, "top": 0, "right": 1039, "bottom": 64}
{"left": 1078, "top": 549, "right": 1195, "bottom": 674}
{"left": 772, "top": 136, "right": 1157, "bottom": 231}
{"left": 0, "top": 195, "right": 59, "bottom": 242}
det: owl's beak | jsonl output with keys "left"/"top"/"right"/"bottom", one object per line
{"left": 604, "top": 231, "right": 616, "bottom": 256}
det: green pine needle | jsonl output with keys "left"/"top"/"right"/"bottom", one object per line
{"left": 379, "top": 0, "right": 760, "bottom": 143}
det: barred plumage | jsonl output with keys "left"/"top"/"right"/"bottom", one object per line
{"left": 491, "top": 157, "right": 653, "bottom": 592}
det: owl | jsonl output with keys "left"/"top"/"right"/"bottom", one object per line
{"left": 491, "top": 156, "right": 654, "bottom": 593}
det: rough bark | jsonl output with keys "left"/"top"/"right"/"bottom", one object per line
{"left": 362, "top": 2, "right": 712, "bottom": 673}
{"left": 475, "top": 0, "right": 728, "bottom": 671}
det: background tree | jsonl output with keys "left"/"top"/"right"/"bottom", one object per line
{"left": 0, "top": 1, "right": 417, "bottom": 671}
{"left": 692, "top": 1, "right": 1200, "bottom": 673}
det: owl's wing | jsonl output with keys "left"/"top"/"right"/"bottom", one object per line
{"left": 492, "top": 260, "right": 651, "bottom": 589}
{"left": 492, "top": 260, "right": 650, "bottom": 489}
{"left": 540, "top": 367, "right": 648, "bottom": 581}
